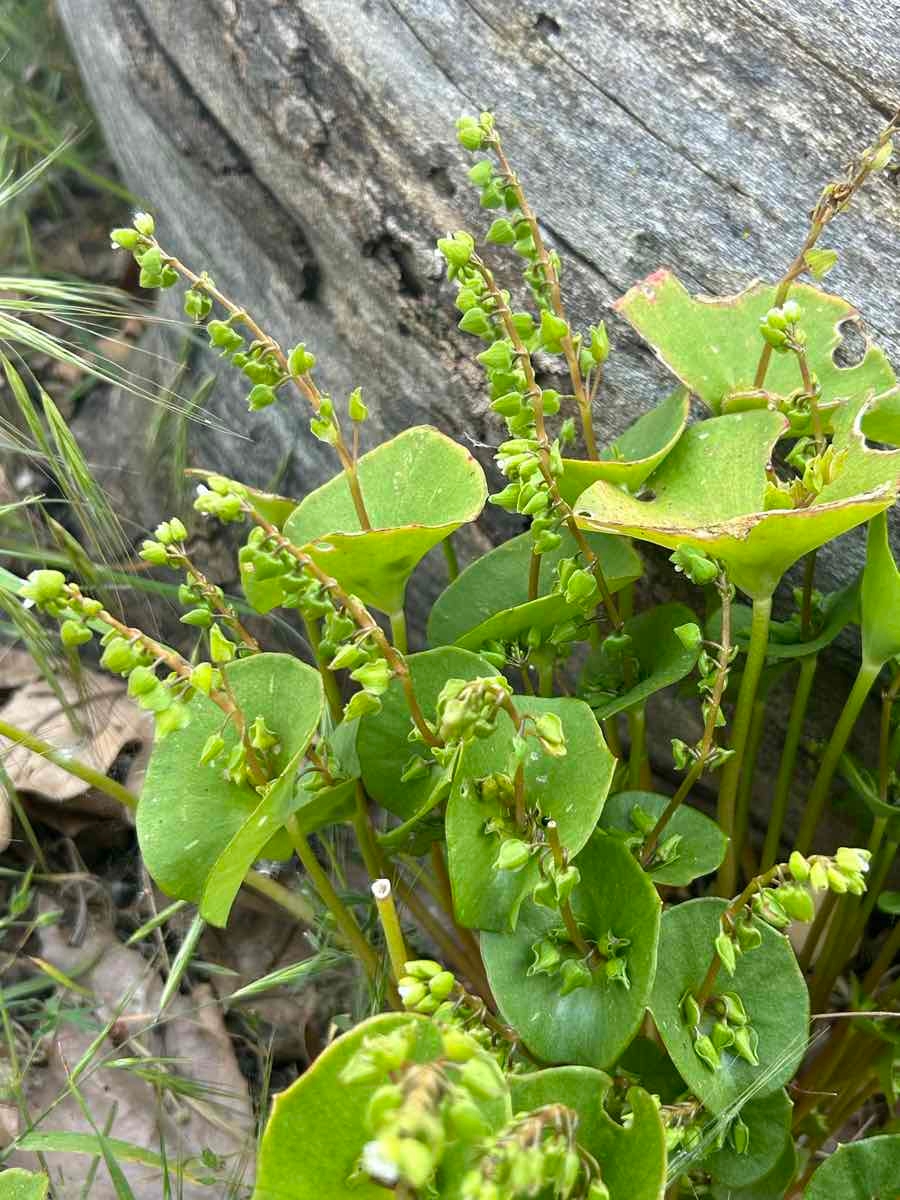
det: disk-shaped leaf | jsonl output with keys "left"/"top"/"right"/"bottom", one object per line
{"left": 614, "top": 272, "right": 896, "bottom": 417}
{"left": 559, "top": 387, "right": 690, "bottom": 498}
{"left": 804, "top": 1134, "right": 900, "bottom": 1199}
{"left": 710, "top": 1139, "right": 796, "bottom": 1200}
{"left": 253, "top": 1013, "right": 510, "bottom": 1200}
{"left": 650, "top": 898, "right": 809, "bottom": 1114}
{"left": 357, "top": 647, "right": 497, "bottom": 822}
{"left": 579, "top": 602, "right": 700, "bottom": 720}
{"left": 861, "top": 510, "right": 900, "bottom": 670}
{"left": 481, "top": 835, "right": 660, "bottom": 1066}
{"left": 509, "top": 1068, "right": 667, "bottom": 1200}
{"left": 575, "top": 410, "right": 894, "bottom": 600}
{"left": 704, "top": 1089, "right": 792, "bottom": 1189}
{"left": 598, "top": 790, "right": 727, "bottom": 885}
{"left": 712, "top": 581, "right": 859, "bottom": 661}
{"left": 427, "top": 529, "right": 641, "bottom": 650}
{"left": 283, "top": 427, "right": 487, "bottom": 613}
{"left": 447, "top": 698, "right": 615, "bottom": 931}
{"left": 617, "top": 1035, "right": 686, "bottom": 1103}
{"left": 138, "top": 655, "right": 324, "bottom": 903}
{"left": 0, "top": 1171, "right": 49, "bottom": 1200}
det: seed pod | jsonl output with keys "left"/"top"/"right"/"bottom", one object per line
{"left": 495, "top": 838, "right": 533, "bottom": 872}
{"left": 459, "top": 1055, "right": 504, "bottom": 1100}
{"left": 693, "top": 1034, "right": 720, "bottom": 1071}
{"left": 60, "top": 619, "right": 92, "bottom": 648}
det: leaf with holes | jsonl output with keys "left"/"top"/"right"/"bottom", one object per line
{"left": 447, "top": 697, "right": 615, "bottom": 931}
{"left": 481, "top": 835, "right": 660, "bottom": 1066}
{"left": 508, "top": 1068, "right": 667, "bottom": 1200}
{"left": 138, "top": 654, "right": 324, "bottom": 903}
{"left": 650, "top": 898, "right": 809, "bottom": 1115}
{"left": 357, "top": 647, "right": 498, "bottom": 823}
{"left": 282, "top": 426, "right": 486, "bottom": 614}
{"left": 614, "top": 272, "right": 896, "bottom": 419}
{"left": 559, "top": 387, "right": 690, "bottom": 499}
{"left": 426, "top": 529, "right": 641, "bottom": 650}
{"left": 598, "top": 790, "right": 727, "bottom": 885}
{"left": 579, "top": 602, "right": 700, "bottom": 720}
{"left": 804, "top": 1134, "right": 900, "bottom": 1199}
{"left": 575, "top": 409, "right": 895, "bottom": 600}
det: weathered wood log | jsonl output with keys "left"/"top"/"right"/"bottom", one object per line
{"left": 57, "top": 3, "right": 900, "bottom": 828}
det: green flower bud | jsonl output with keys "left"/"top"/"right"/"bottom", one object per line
{"left": 495, "top": 838, "right": 533, "bottom": 871}
{"left": 826, "top": 866, "right": 849, "bottom": 894}
{"left": 110, "top": 227, "right": 141, "bottom": 249}
{"left": 715, "top": 931, "right": 738, "bottom": 976}
{"left": 364, "top": 1083, "right": 403, "bottom": 1134}
{"left": 351, "top": 658, "right": 392, "bottom": 694}
{"left": 100, "top": 636, "right": 136, "bottom": 674}
{"left": 184, "top": 289, "right": 212, "bottom": 321}
{"left": 588, "top": 1180, "right": 611, "bottom": 1200}
{"left": 560, "top": 958, "right": 593, "bottom": 996}
{"left": 477, "top": 339, "right": 514, "bottom": 371}
{"left": 456, "top": 117, "right": 484, "bottom": 151}
{"left": 248, "top": 384, "right": 278, "bottom": 411}
{"left": 539, "top": 308, "right": 569, "bottom": 347}
{"left": 674, "top": 621, "right": 703, "bottom": 652}
{"left": 441, "top": 1028, "right": 477, "bottom": 1063}
{"left": 711, "top": 1019, "right": 735, "bottom": 1052}
{"left": 564, "top": 567, "right": 598, "bottom": 606}
{"left": 437, "top": 231, "right": 475, "bottom": 269}
{"left": 60, "top": 618, "right": 92, "bottom": 648}
{"left": 209, "top": 623, "right": 236, "bottom": 663}
{"left": 133, "top": 211, "right": 155, "bottom": 236}
{"left": 778, "top": 884, "right": 815, "bottom": 923}
{"left": 467, "top": 159, "right": 494, "bottom": 187}
{"left": 732, "top": 1115, "right": 751, "bottom": 1155}
{"left": 486, "top": 217, "right": 516, "bottom": 245}
{"left": 397, "top": 978, "right": 428, "bottom": 1009}
{"left": 447, "top": 1096, "right": 490, "bottom": 1141}
{"left": 343, "top": 691, "right": 382, "bottom": 720}
{"left": 139, "top": 539, "right": 169, "bottom": 567}
{"left": 670, "top": 544, "right": 719, "bottom": 586}
{"left": 459, "top": 1055, "right": 504, "bottom": 1100}
{"left": 429, "top": 971, "right": 456, "bottom": 1001}
{"left": 681, "top": 991, "right": 702, "bottom": 1027}
{"left": 348, "top": 387, "right": 368, "bottom": 422}
{"left": 288, "top": 343, "right": 316, "bottom": 375}
{"left": 732, "top": 1024, "right": 760, "bottom": 1066}
{"left": 789, "top": 851, "right": 811, "bottom": 882}
{"left": 155, "top": 701, "right": 190, "bottom": 737}
{"left": 199, "top": 732, "right": 226, "bottom": 766}
{"left": 528, "top": 936, "right": 563, "bottom": 976}
{"left": 809, "top": 860, "right": 829, "bottom": 892}
{"left": 693, "top": 1034, "right": 720, "bottom": 1071}
{"left": 458, "top": 307, "right": 492, "bottom": 336}
{"left": 21, "top": 569, "right": 67, "bottom": 605}
{"left": 180, "top": 608, "right": 214, "bottom": 629}
{"left": 127, "top": 665, "right": 158, "bottom": 697}
{"left": 589, "top": 322, "right": 610, "bottom": 364}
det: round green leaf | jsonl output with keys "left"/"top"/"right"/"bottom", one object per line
{"left": 357, "top": 647, "right": 497, "bottom": 822}
{"left": 617, "top": 1034, "right": 687, "bottom": 1103}
{"left": 713, "top": 580, "right": 859, "bottom": 662}
{"left": 138, "top": 654, "right": 324, "bottom": 904}
{"left": 575, "top": 410, "right": 895, "bottom": 601}
{"left": 509, "top": 1068, "right": 667, "bottom": 1200}
{"left": 649, "top": 898, "right": 809, "bottom": 1114}
{"left": 253, "top": 1013, "right": 510, "bottom": 1200}
{"left": 703, "top": 1089, "right": 792, "bottom": 1189}
{"left": 426, "top": 529, "right": 641, "bottom": 650}
{"left": 579, "top": 602, "right": 700, "bottom": 720}
{"left": 614, "top": 272, "right": 896, "bottom": 419}
{"left": 0, "top": 1170, "right": 50, "bottom": 1200}
{"left": 710, "top": 1138, "right": 796, "bottom": 1200}
{"left": 481, "top": 835, "right": 661, "bottom": 1067}
{"left": 804, "top": 1134, "right": 900, "bottom": 1199}
{"left": 283, "top": 427, "right": 487, "bottom": 613}
{"left": 877, "top": 889, "right": 900, "bottom": 915}
{"left": 598, "top": 790, "right": 727, "bottom": 885}
{"left": 559, "top": 387, "right": 690, "bottom": 498}
{"left": 447, "top": 698, "right": 615, "bottom": 931}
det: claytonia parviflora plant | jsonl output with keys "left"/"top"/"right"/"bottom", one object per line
{"left": 6, "top": 105, "right": 900, "bottom": 1199}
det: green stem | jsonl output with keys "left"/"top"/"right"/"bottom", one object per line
{"left": 390, "top": 608, "right": 408, "bottom": 655}
{"left": 537, "top": 659, "right": 554, "bottom": 698}
{"left": 528, "top": 549, "right": 541, "bottom": 602}
{"left": 627, "top": 705, "right": 647, "bottom": 790}
{"left": 353, "top": 782, "right": 385, "bottom": 882}
{"left": 285, "top": 817, "right": 381, "bottom": 984}
{"left": 762, "top": 655, "right": 818, "bottom": 871}
{"left": 244, "top": 868, "right": 317, "bottom": 926}
{"left": 734, "top": 695, "right": 767, "bottom": 872}
{"left": 795, "top": 659, "right": 881, "bottom": 855}
{"left": 717, "top": 595, "right": 772, "bottom": 895}
{"left": 603, "top": 718, "right": 623, "bottom": 760}
{"left": 442, "top": 534, "right": 459, "bottom": 582}
{"left": 0, "top": 717, "right": 138, "bottom": 811}
{"left": 372, "top": 878, "right": 409, "bottom": 984}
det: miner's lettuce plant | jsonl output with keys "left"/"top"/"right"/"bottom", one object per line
{"left": 8, "top": 108, "right": 900, "bottom": 1198}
